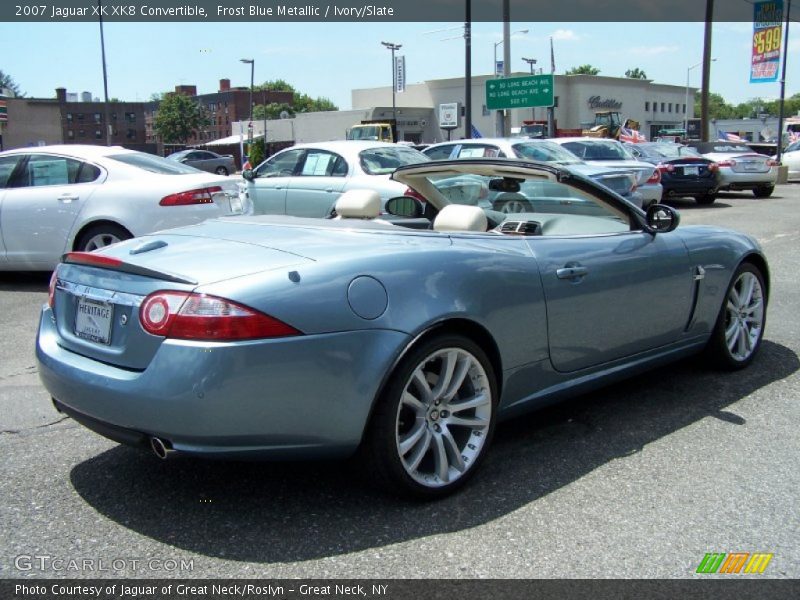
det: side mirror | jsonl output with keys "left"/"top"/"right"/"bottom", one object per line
{"left": 385, "top": 196, "right": 424, "bottom": 218}
{"left": 242, "top": 169, "right": 255, "bottom": 181}
{"left": 645, "top": 204, "right": 680, "bottom": 234}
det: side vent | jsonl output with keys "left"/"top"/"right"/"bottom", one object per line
{"left": 499, "top": 221, "right": 542, "bottom": 236}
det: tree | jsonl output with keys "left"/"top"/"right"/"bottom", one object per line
{"left": 0, "top": 70, "right": 24, "bottom": 96}
{"left": 253, "top": 79, "right": 338, "bottom": 115}
{"left": 153, "top": 93, "right": 210, "bottom": 144}
{"left": 695, "top": 91, "right": 736, "bottom": 121}
{"left": 253, "top": 102, "right": 294, "bottom": 120}
{"left": 624, "top": 68, "right": 648, "bottom": 80}
{"left": 566, "top": 65, "right": 600, "bottom": 75}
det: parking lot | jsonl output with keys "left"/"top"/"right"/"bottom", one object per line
{"left": 1, "top": 184, "right": 798, "bottom": 579}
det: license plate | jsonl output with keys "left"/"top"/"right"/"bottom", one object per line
{"left": 683, "top": 166, "right": 699, "bottom": 176}
{"left": 743, "top": 162, "right": 759, "bottom": 171}
{"left": 75, "top": 297, "right": 113, "bottom": 345}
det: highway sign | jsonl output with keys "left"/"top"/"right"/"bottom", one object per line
{"left": 486, "top": 74, "right": 554, "bottom": 110}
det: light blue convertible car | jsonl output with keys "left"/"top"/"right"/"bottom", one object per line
{"left": 36, "top": 159, "right": 769, "bottom": 498}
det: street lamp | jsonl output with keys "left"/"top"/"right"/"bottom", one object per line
{"left": 522, "top": 57, "right": 538, "bottom": 121}
{"left": 240, "top": 58, "right": 254, "bottom": 123}
{"left": 686, "top": 58, "right": 716, "bottom": 134}
{"left": 493, "top": 30, "right": 528, "bottom": 77}
{"left": 381, "top": 41, "right": 402, "bottom": 125}
{"left": 240, "top": 58, "right": 254, "bottom": 169}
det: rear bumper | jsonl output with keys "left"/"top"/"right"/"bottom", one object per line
{"left": 718, "top": 168, "right": 777, "bottom": 189}
{"left": 661, "top": 177, "right": 718, "bottom": 197}
{"left": 37, "top": 306, "right": 410, "bottom": 459}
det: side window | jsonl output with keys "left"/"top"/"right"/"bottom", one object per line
{"left": 75, "top": 162, "right": 102, "bottom": 184}
{"left": 424, "top": 144, "right": 457, "bottom": 160}
{"left": 7, "top": 155, "right": 99, "bottom": 188}
{"left": 457, "top": 145, "right": 504, "bottom": 158}
{"left": 255, "top": 149, "right": 304, "bottom": 178}
{"left": 298, "top": 151, "right": 347, "bottom": 177}
{"left": 0, "top": 156, "right": 22, "bottom": 188}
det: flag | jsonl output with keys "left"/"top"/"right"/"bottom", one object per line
{"left": 719, "top": 132, "right": 743, "bottom": 142}
{"left": 471, "top": 124, "right": 483, "bottom": 139}
{"left": 619, "top": 127, "right": 646, "bottom": 143}
{"left": 550, "top": 37, "right": 555, "bottom": 74}
{"left": 789, "top": 131, "right": 800, "bottom": 143}
{"left": 242, "top": 156, "right": 252, "bottom": 170}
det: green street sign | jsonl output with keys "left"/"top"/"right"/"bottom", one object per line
{"left": 486, "top": 74, "right": 554, "bottom": 110}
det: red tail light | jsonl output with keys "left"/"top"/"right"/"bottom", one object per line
{"left": 403, "top": 187, "right": 427, "bottom": 203}
{"left": 646, "top": 169, "right": 661, "bottom": 184}
{"left": 48, "top": 269, "right": 59, "bottom": 309}
{"left": 708, "top": 162, "right": 719, "bottom": 172}
{"left": 717, "top": 159, "right": 736, "bottom": 167}
{"left": 159, "top": 186, "right": 223, "bottom": 206}
{"left": 64, "top": 252, "right": 124, "bottom": 268}
{"left": 658, "top": 163, "right": 675, "bottom": 173}
{"left": 767, "top": 158, "right": 779, "bottom": 167}
{"left": 139, "top": 291, "right": 302, "bottom": 341}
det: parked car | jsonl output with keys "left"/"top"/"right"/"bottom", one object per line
{"left": 422, "top": 138, "right": 644, "bottom": 208}
{"left": 241, "top": 141, "right": 430, "bottom": 217}
{"left": 688, "top": 141, "right": 779, "bottom": 198}
{"left": 38, "top": 158, "right": 768, "bottom": 499}
{"left": 548, "top": 137, "right": 663, "bottom": 207}
{"left": 774, "top": 140, "right": 800, "bottom": 180}
{"left": 167, "top": 149, "right": 237, "bottom": 175}
{"left": 624, "top": 142, "right": 720, "bottom": 205}
{"left": 0, "top": 145, "right": 247, "bottom": 271}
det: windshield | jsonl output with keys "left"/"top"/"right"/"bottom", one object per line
{"left": 693, "top": 142, "right": 752, "bottom": 154}
{"left": 652, "top": 144, "right": 700, "bottom": 158}
{"left": 512, "top": 141, "right": 583, "bottom": 165}
{"left": 561, "top": 140, "right": 634, "bottom": 161}
{"left": 359, "top": 146, "right": 430, "bottom": 175}
{"left": 108, "top": 152, "right": 203, "bottom": 174}
{"left": 350, "top": 126, "right": 382, "bottom": 141}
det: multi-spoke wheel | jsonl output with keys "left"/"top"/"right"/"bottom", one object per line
{"left": 496, "top": 197, "right": 532, "bottom": 214}
{"left": 75, "top": 224, "right": 132, "bottom": 253}
{"left": 705, "top": 263, "right": 767, "bottom": 369}
{"left": 363, "top": 334, "right": 497, "bottom": 498}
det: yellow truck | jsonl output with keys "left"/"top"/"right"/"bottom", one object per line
{"left": 347, "top": 120, "right": 396, "bottom": 143}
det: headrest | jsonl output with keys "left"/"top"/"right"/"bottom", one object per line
{"left": 433, "top": 205, "right": 488, "bottom": 232}
{"left": 335, "top": 189, "right": 381, "bottom": 218}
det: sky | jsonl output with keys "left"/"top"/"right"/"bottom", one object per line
{"left": 1, "top": 21, "right": 798, "bottom": 113}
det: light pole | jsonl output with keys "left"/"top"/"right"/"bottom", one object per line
{"left": 98, "top": 0, "right": 111, "bottom": 146}
{"left": 240, "top": 59, "right": 254, "bottom": 169}
{"left": 240, "top": 58, "right": 254, "bottom": 123}
{"left": 522, "top": 57, "right": 537, "bottom": 122}
{"left": 685, "top": 58, "right": 716, "bottom": 135}
{"left": 493, "top": 29, "right": 528, "bottom": 136}
{"left": 381, "top": 41, "right": 402, "bottom": 126}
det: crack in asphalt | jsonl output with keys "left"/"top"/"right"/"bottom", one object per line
{"left": 0, "top": 416, "right": 71, "bottom": 436}
{"left": 0, "top": 365, "right": 39, "bottom": 382}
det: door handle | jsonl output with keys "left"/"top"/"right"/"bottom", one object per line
{"left": 58, "top": 194, "right": 80, "bottom": 203}
{"left": 556, "top": 265, "right": 589, "bottom": 280}
{"left": 326, "top": 188, "right": 334, "bottom": 193}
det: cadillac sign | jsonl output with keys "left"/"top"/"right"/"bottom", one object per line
{"left": 588, "top": 96, "right": 622, "bottom": 110}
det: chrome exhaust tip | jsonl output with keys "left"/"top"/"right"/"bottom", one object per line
{"left": 150, "top": 436, "right": 174, "bottom": 460}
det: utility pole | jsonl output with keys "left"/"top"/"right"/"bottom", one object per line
{"left": 501, "top": 0, "right": 511, "bottom": 137}
{"left": 381, "top": 41, "right": 402, "bottom": 125}
{"left": 522, "top": 57, "right": 537, "bottom": 122}
{"left": 98, "top": 0, "right": 111, "bottom": 146}
{"left": 776, "top": 0, "right": 792, "bottom": 163}
{"left": 465, "top": 0, "right": 472, "bottom": 138}
{"left": 700, "top": 0, "right": 714, "bottom": 142}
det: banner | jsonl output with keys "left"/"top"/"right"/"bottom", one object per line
{"left": 394, "top": 55, "right": 405, "bottom": 93}
{"left": 750, "top": 0, "right": 783, "bottom": 83}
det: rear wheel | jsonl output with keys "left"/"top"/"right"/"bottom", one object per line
{"left": 704, "top": 263, "right": 766, "bottom": 370}
{"left": 363, "top": 334, "right": 497, "bottom": 498}
{"left": 695, "top": 193, "right": 717, "bottom": 205}
{"left": 75, "top": 224, "right": 132, "bottom": 252}
{"left": 753, "top": 185, "right": 774, "bottom": 198}
{"left": 214, "top": 166, "right": 229, "bottom": 176}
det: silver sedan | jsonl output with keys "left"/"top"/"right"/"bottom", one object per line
{"left": 690, "top": 141, "right": 779, "bottom": 197}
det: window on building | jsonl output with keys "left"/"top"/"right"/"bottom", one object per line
{"left": 661, "top": 102, "right": 665, "bottom": 112}
{"left": 94, "top": 113, "right": 102, "bottom": 123}
{"left": 125, "top": 112, "right": 136, "bottom": 123}
{"left": 78, "top": 129, "right": 85, "bottom": 137}
{"left": 66, "top": 113, "right": 73, "bottom": 123}
{"left": 482, "top": 104, "right": 490, "bottom": 117}
{"left": 77, "top": 113, "right": 85, "bottom": 121}
{"left": 645, "top": 101, "right": 650, "bottom": 111}
{"left": 554, "top": 96, "right": 559, "bottom": 108}
{"left": 95, "top": 130, "right": 102, "bottom": 139}
{"left": 126, "top": 129, "right": 135, "bottom": 139}
{"left": 653, "top": 100, "right": 657, "bottom": 111}
{"left": 682, "top": 104, "right": 686, "bottom": 114}
{"left": 668, "top": 103, "right": 672, "bottom": 112}
{"left": 111, "top": 112, "right": 117, "bottom": 121}
{"left": 67, "top": 130, "right": 74, "bottom": 139}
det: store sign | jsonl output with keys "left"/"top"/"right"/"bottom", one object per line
{"left": 395, "top": 55, "right": 406, "bottom": 93}
{"left": 439, "top": 102, "right": 460, "bottom": 129}
{"left": 588, "top": 96, "right": 622, "bottom": 110}
{"left": 750, "top": 0, "right": 783, "bottom": 83}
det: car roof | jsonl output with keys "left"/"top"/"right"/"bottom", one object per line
{"left": 552, "top": 137, "right": 621, "bottom": 144}
{"left": 0, "top": 144, "right": 137, "bottom": 158}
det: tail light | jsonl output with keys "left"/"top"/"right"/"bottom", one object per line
{"left": 139, "top": 291, "right": 302, "bottom": 341}
{"left": 767, "top": 158, "right": 779, "bottom": 167}
{"left": 708, "top": 162, "right": 719, "bottom": 172}
{"left": 403, "top": 187, "right": 427, "bottom": 203}
{"left": 48, "top": 269, "right": 59, "bottom": 309}
{"left": 657, "top": 163, "right": 675, "bottom": 173}
{"left": 646, "top": 169, "right": 661, "bottom": 184}
{"left": 159, "top": 186, "right": 223, "bottom": 206}
{"left": 64, "top": 252, "right": 124, "bottom": 268}
{"left": 717, "top": 159, "right": 736, "bottom": 167}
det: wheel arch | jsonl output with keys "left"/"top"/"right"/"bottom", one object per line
{"left": 360, "top": 317, "right": 504, "bottom": 443}
{"left": 71, "top": 220, "right": 133, "bottom": 251}
{"left": 740, "top": 252, "right": 770, "bottom": 301}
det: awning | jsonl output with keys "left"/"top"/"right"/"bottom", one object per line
{"left": 205, "top": 133, "right": 263, "bottom": 146}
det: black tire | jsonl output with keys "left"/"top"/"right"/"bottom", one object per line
{"left": 74, "top": 224, "right": 132, "bottom": 252}
{"left": 695, "top": 193, "right": 717, "bottom": 205}
{"left": 753, "top": 185, "right": 774, "bottom": 198}
{"left": 215, "top": 166, "right": 229, "bottom": 176}
{"left": 703, "top": 262, "right": 767, "bottom": 370}
{"left": 361, "top": 334, "right": 498, "bottom": 499}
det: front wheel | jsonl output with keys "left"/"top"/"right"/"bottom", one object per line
{"left": 704, "top": 263, "right": 767, "bottom": 370}
{"left": 362, "top": 334, "right": 497, "bottom": 498}
{"left": 753, "top": 185, "right": 774, "bottom": 198}
{"left": 214, "top": 166, "right": 229, "bottom": 176}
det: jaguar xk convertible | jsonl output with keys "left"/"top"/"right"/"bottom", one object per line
{"left": 36, "top": 159, "right": 769, "bottom": 498}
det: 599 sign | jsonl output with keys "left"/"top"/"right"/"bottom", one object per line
{"left": 752, "top": 26, "right": 782, "bottom": 60}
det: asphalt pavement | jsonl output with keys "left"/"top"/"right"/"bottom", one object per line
{"left": 1, "top": 185, "right": 798, "bottom": 579}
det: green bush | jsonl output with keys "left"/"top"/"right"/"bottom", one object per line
{"left": 247, "top": 138, "right": 266, "bottom": 168}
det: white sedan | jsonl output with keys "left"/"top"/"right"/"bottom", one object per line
{"left": 0, "top": 145, "right": 247, "bottom": 271}
{"left": 776, "top": 140, "right": 800, "bottom": 180}
{"left": 242, "top": 141, "right": 430, "bottom": 217}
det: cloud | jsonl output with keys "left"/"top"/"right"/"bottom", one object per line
{"left": 628, "top": 45, "right": 680, "bottom": 56}
{"left": 550, "top": 29, "right": 581, "bottom": 42}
